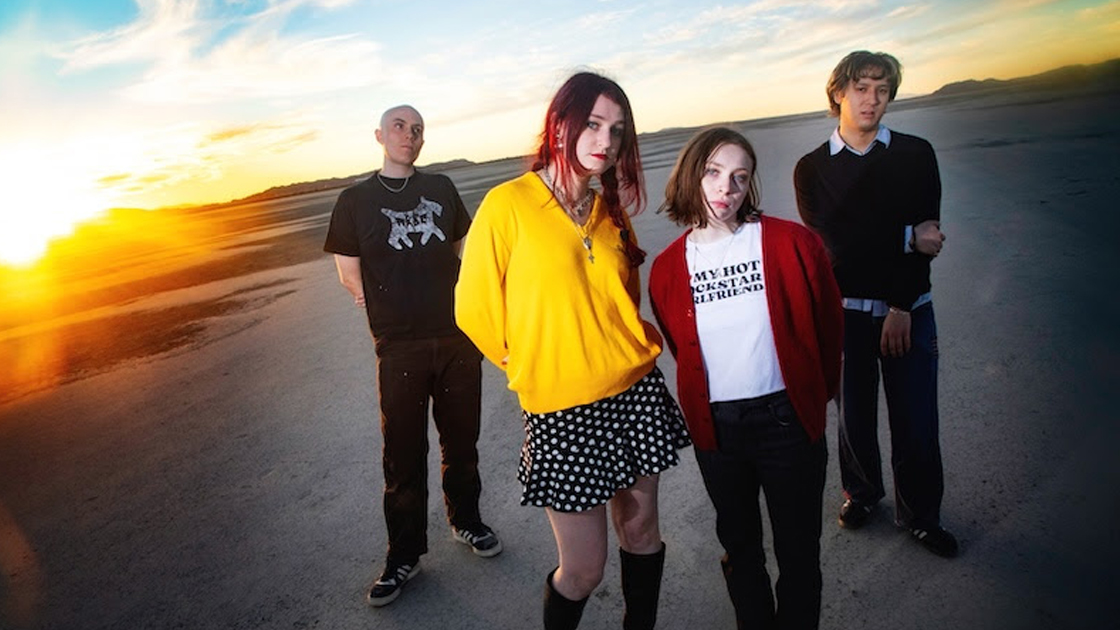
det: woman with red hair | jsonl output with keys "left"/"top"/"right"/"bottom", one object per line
{"left": 456, "top": 72, "right": 689, "bottom": 629}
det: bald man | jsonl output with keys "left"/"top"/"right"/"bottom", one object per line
{"left": 324, "top": 105, "right": 501, "bottom": 607}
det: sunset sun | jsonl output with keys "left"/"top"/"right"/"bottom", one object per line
{"left": 0, "top": 147, "right": 121, "bottom": 267}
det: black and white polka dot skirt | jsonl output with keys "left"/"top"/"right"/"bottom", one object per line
{"left": 517, "top": 366, "right": 691, "bottom": 512}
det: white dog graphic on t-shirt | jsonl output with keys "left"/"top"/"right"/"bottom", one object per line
{"left": 381, "top": 197, "right": 447, "bottom": 250}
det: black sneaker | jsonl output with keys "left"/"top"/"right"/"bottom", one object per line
{"left": 367, "top": 560, "right": 420, "bottom": 607}
{"left": 452, "top": 523, "right": 503, "bottom": 558}
{"left": 838, "top": 498, "right": 874, "bottom": 529}
{"left": 909, "top": 526, "right": 958, "bottom": 558}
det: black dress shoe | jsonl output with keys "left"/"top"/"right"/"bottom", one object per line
{"left": 838, "top": 498, "right": 874, "bottom": 529}
{"left": 909, "top": 526, "right": 958, "bottom": 558}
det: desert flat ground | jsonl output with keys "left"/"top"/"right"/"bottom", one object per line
{"left": 1, "top": 84, "right": 1119, "bottom": 629}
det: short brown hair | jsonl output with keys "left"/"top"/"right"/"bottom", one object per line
{"left": 660, "top": 127, "right": 761, "bottom": 228}
{"left": 826, "top": 51, "right": 902, "bottom": 117}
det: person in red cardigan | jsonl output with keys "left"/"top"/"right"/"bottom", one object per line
{"left": 649, "top": 127, "right": 843, "bottom": 630}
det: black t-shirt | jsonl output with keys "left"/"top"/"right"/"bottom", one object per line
{"left": 323, "top": 170, "right": 471, "bottom": 341}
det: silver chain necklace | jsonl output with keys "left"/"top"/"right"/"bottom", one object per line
{"left": 688, "top": 223, "right": 743, "bottom": 277}
{"left": 376, "top": 171, "right": 410, "bottom": 193}
{"left": 541, "top": 168, "right": 595, "bottom": 263}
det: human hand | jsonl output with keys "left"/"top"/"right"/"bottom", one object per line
{"left": 354, "top": 294, "right": 366, "bottom": 308}
{"left": 880, "top": 308, "right": 912, "bottom": 358}
{"left": 914, "top": 220, "right": 945, "bottom": 257}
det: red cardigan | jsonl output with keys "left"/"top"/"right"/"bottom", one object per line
{"left": 648, "top": 215, "right": 843, "bottom": 451}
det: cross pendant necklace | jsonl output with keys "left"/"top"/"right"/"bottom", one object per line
{"left": 541, "top": 168, "right": 595, "bottom": 263}
{"left": 575, "top": 225, "right": 594, "bottom": 263}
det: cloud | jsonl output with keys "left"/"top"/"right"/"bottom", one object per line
{"left": 97, "top": 173, "right": 133, "bottom": 185}
{"left": 893, "top": 8, "right": 1005, "bottom": 46}
{"left": 138, "top": 173, "right": 172, "bottom": 184}
{"left": 625, "top": 0, "right": 1079, "bottom": 82}
{"left": 57, "top": 0, "right": 385, "bottom": 104}
{"left": 644, "top": 23, "right": 700, "bottom": 45}
{"left": 206, "top": 125, "right": 261, "bottom": 143}
{"left": 60, "top": 0, "right": 203, "bottom": 71}
{"left": 82, "top": 112, "right": 324, "bottom": 202}
{"left": 98, "top": 170, "right": 177, "bottom": 194}
{"left": 1077, "top": 0, "right": 1120, "bottom": 20}
{"left": 125, "top": 32, "right": 382, "bottom": 104}
{"left": 195, "top": 116, "right": 323, "bottom": 156}
{"left": 576, "top": 8, "right": 638, "bottom": 30}
{"left": 887, "top": 4, "right": 931, "bottom": 19}
{"left": 264, "top": 0, "right": 360, "bottom": 13}
{"left": 258, "top": 128, "right": 320, "bottom": 154}
{"left": 997, "top": 0, "right": 1061, "bottom": 8}
{"left": 12, "top": 0, "right": 1111, "bottom": 213}
{"left": 363, "top": 0, "right": 922, "bottom": 136}
{"left": 636, "top": 0, "right": 888, "bottom": 60}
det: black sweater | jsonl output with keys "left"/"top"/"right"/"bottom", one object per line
{"left": 794, "top": 131, "right": 941, "bottom": 310}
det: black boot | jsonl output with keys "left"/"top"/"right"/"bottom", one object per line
{"left": 544, "top": 568, "right": 588, "bottom": 630}
{"left": 620, "top": 542, "right": 666, "bottom": 630}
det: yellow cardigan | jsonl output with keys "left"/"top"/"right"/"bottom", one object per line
{"left": 455, "top": 172, "right": 663, "bottom": 414}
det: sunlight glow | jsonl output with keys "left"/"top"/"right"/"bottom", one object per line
{"left": 0, "top": 144, "right": 117, "bottom": 266}
{"left": 1, "top": 0, "right": 1117, "bottom": 270}
{"left": 0, "top": 202, "right": 227, "bottom": 403}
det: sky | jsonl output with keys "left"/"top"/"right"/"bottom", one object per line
{"left": 1, "top": 0, "right": 1119, "bottom": 265}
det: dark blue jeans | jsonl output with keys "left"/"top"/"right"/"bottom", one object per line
{"left": 838, "top": 302, "right": 944, "bottom": 528}
{"left": 695, "top": 390, "right": 827, "bottom": 630}
{"left": 375, "top": 334, "right": 483, "bottom": 564}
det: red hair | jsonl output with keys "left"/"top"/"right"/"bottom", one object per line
{"left": 530, "top": 71, "right": 647, "bottom": 267}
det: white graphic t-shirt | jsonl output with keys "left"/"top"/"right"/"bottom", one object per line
{"left": 686, "top": 222, "right": 785, "bottom": 402}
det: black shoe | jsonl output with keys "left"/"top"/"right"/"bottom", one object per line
{"left": 367, "top": 560, "right": 420, "bottom": 607}
{"left": 838, "top": 498, "right": 874, "bottom": 529}
{"left": 909, "top": 526, "right": 958, "bottom": 558}
{"left": 452, "top": 523, "right": 503, "bottom": 558}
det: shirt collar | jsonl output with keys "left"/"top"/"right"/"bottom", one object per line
{"left": 829, "top": 125, "right": 891, "bottom": 156}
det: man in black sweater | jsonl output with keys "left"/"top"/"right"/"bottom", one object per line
{"left": 794, "top": 51, "right": 957, "bottom": 557}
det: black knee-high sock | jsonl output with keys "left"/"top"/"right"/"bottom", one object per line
{"left": 620, "top": 543, "right": 666, "bottom": 630}
{"left": 543, "top": 568, "right": 588, "bottom": 630}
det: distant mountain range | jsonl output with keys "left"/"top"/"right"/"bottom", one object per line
{"left": 931, "top": 57, "right": 1120, "bottom": 97}
{"left": 228, "top": 57, "right": 1120, "bottom": 207}
{"left": 232, "top": 158, "right": 477, "bottom": 205}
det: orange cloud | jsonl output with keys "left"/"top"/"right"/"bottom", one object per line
{"left": 206, "top": 126, "right": 263, "bottom": 143}
{"left": 97, "top": 173, "right": 131, "bottom": 185}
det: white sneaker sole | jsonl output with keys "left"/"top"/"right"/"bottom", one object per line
{"left": 367, "top": 564, "right": 420, "bottom": 607}
{"left": 452, "top": 529, "right": 503, "bottom": 558}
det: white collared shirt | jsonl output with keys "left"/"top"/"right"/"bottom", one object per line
{"left": 829, "top": 125, "right": 892, "bottom": 156}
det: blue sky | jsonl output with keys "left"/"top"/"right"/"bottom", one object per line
{"left": 1, "top": 0, "right": 1118, "bottom": 264}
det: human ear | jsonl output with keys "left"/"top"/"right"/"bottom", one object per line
{"left": 549, "top": 115, "right": 563, "bottom": 148}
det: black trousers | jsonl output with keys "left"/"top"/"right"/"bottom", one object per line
{"left": 838, "top": 303, "right": 943, "bottom": 529}
{"left": 694, "top": 390, "right": 827, "bottom": 630}
{"left": 375, "top": 334, "right": 483, "bottom": 564}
